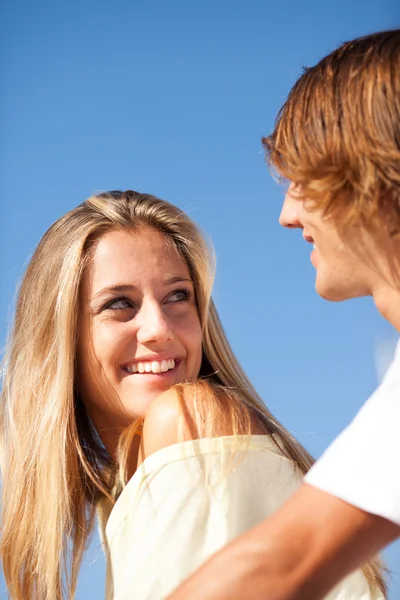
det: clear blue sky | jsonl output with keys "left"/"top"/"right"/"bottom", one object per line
{"left": 1, "top": 1, "right": 399, "bottom": 598}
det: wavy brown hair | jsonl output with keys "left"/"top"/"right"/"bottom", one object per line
{"left": 263, "top": 29, "right": 400, "bottom": 232}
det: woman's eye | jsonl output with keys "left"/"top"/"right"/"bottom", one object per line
{"left": 168, "top": 288, "right": 192, "bottom": 303}
{"left": 105, "top": 297, "right": 134, "bottom": 311}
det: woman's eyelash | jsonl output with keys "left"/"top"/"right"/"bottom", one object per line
{"left": 101, "top": 296, "right": 134, "bottom": 311}
{"left": 170, "top": 287, "right": 193, "bottom": 301}
{"left": 99, "top": 287, "right": 193, "bottom": 313}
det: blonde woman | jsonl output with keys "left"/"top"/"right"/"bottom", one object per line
{"left": 0, "top": 190, "right": 386, "bottom": 600}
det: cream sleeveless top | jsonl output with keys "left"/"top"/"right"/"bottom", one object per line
{"left": 98, "top": 435, "right": 384, "bottom": 600}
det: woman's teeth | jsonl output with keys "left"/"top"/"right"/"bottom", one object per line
{"left": 125, "top": 359, "right": 176, "bottom": 374}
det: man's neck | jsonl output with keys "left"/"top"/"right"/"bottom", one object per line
{"left": 373, "top": 284, "right": 400, "bottom": 332}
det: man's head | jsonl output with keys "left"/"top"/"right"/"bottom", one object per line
{"left": 264, "top": 29, "right": 400, "bottom": 302}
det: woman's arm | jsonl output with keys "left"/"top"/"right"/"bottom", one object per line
{"left": 167, "top": 482, "right": 399, "bottom": 600}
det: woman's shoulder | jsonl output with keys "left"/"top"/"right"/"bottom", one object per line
{"left": 140, "top": 381, "right": 216, "bottom": 463}
{"left": 139, "top": 386, "right": 185, "bottom": 462}
{"left": 139, "top": 380, "right": 264, "bottom": 466}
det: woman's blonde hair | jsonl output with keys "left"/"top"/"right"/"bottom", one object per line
{"left": 263, "top": 29, "right": 400, "bottom": 232}
{"left": 0, "top": 190, "right": 386, "bottom": 599}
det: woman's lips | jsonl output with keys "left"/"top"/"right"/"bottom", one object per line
{"left": 122, "top": 358, "right": 179, "bottom": 374}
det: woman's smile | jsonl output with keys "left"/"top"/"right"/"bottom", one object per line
{"left": 122, "top": 358, "right": 177, "bottom": 374}
{"left": 78, "top": 226, "right": 203, "bottom": 425}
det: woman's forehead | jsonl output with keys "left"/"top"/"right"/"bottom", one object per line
{"left": 83, "top": 228, "right": 191, "bottom": 295}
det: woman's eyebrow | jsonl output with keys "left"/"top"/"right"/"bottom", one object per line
{"left": 164, "top": 275, "right": 192, "bottom": 285}
{"left": 92, "top": 277, "right": 192, "bottom": 300}
{"left": 92, "top": 284, "right": 136, "bottom": 300}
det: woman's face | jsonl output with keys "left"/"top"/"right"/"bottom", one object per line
{"left": 78, "top": 227, "right": 203, "bottom": 430}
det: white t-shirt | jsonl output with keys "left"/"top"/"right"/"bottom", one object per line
{"left": 306, "top": 340, "right": 400, "bottom": 526}
{"left": 99, "top": 435, "right": 382, "bottom": 600}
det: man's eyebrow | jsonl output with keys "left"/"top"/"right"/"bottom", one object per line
{"left": 92, "top": 277, "right": 193, "bottom": 300}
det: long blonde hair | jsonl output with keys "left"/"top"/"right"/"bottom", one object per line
{"left": 0, "top": 190, "right": 386, "bottom": 599}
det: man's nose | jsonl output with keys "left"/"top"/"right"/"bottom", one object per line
{"left": 136, "top": 301, "right": 172, "bottom": 345}
{"left": 279, "top": 184, "right": 302, "bottom": 229}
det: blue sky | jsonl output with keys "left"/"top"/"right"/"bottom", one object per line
{"left": 1, "top": 1, "right": 399, "bottom": 598}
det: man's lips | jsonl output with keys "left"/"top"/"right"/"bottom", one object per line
{"left": 302, "top": 233, "right": 315, "bottom": 244}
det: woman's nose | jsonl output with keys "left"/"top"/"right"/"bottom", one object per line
{"left": 135, "top": 301, "right": 173, "bottom": 345}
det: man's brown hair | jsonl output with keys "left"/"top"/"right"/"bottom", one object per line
{"left": 263, "top": 29, "right": 400, "bottom": 231}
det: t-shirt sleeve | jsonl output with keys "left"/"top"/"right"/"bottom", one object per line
{"left": 305, "top": 340, "right": 400, "bottom": 526}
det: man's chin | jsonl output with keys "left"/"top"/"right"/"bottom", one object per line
{"left": 315, "top": 277, "right": 353, "bottom": 303}
{"left": 315, "top": 278, "right": 367, "bottom": 302}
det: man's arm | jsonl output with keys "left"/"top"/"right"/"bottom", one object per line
{"left": 167, "top": 483, "right": 400, "bottom": 600}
